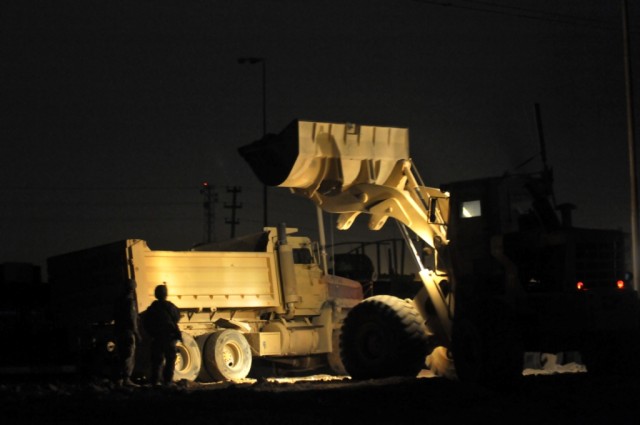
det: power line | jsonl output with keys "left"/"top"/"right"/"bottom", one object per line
{"left": 464, "top": 0, "right": 619, "bottom": 28}
{"left": 410, "top": 0, "right": 632, "bottom": 31}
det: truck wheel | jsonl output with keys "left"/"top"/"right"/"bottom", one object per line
{"left": 195, "top": 333, "right": 215, "bottom": 382}
{"left": 203, "top": 329, "right": 252, "bottom": 381}
{"left": 173, "top": 332, "right": 202, "bottom": 382}
{"left": 340, "top": 295, "right": 430, "bottom": 379}
{"left": 451, "top": 300, "right": 523, "bottom": 388}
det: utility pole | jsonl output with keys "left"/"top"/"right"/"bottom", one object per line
{"left": 622, "top": 0, "right": 639, "bottom": 291}
{"left": 200, "top": 182, "right": 218, "bottom": 243}
{"left": 225, "top": 186, "right": 243, "bottom": 239}
{"left": 534, "top": 103, "right": 557, "bottom": 206}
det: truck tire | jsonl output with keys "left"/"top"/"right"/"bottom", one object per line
{"left": 340, "top": 295, "right": 430, "bottom": 379}
{"left": 195, "top": 333, "right": 215, "bottom": 382}
{"left": 173, "top": 332, "right": 202, "bottom": 382}
{"left": 451, "top": 299, "right": 523, "bottom": 388}
{"left": 203, "top": 329, "right": 252, "bottom": 381}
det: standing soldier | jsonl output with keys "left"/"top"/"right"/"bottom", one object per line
{"left": 142, "top": 284, "right": 182, "bottom": 387}
{"left": 113, "top": 278, "right": 141, "bottom": 387}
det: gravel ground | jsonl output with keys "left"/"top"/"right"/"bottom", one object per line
{"left": 1, "top": 367, "right": 639, "bottom": 425}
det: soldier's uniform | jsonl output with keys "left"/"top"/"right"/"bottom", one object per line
{"left": 142, "top": 284, "right": 182, "bottom": 386}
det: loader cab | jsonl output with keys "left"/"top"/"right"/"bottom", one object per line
{"left": 442, "top": 173, "right": 629, "bottom": 296}
{"left": 442, "top": 176, "right": 516, "bottom": 297}
{"left": 443, "top": 173, "right": 557, "bottom": 238}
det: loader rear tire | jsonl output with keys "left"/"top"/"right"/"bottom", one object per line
{"left": 452, "top": 299, "right": 523, "bottom": 388}
{"left": 203, "top": 329, "right": 252, "bottom": 381}
{"left": 173, "top": 332, "right": 202, "bottom": 382}
{"left": 340, "top": 295, "right": 430, "bottom": 379}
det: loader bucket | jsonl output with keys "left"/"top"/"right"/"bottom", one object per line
{"left": 238, "top": 119, "right": 410, "bottom": 193}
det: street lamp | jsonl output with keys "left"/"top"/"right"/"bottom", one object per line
{"left": 238, "top": 57, "right": 268, "bottom": 228}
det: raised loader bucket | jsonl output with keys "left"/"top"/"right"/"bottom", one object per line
{"left": 240, "top": 118, "right": 449, "bottom": 250}
{"left": 238, "top": 119, "right": 410, "bottom": 195}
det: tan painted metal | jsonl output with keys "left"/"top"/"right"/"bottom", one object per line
{"left": 241, "top": 120, "right": 454, "bottom": 340}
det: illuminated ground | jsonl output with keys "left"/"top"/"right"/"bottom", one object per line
{"left": 1, "top": 362, "right": 638, "bottom": 425}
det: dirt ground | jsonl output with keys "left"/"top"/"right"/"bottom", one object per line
{"left": 1, "top": 367, "right": 639, "bottom": 425}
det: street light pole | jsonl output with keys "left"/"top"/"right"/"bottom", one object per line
{"left": 621, "top": 0, "right": 638, "bottom": 291}
{"left": 238, "top": 57, "right": 268, "bottom": 228}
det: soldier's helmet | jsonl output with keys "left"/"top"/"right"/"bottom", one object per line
{"left": 154, "top": 284, "right": 168, "bottom": 300}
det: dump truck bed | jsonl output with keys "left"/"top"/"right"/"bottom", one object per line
{"left": 47, "top": 238, "right": 283, "bottom": 328}
{"left": 131, "top": 239, "right": 282, "bottom": 312}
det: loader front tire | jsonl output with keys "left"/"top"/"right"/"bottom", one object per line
{"left": 340, "top": 295, "right": 430, "bottom": 379}
{"left": 203, "top": 329, "right": 252, "bottom": 381}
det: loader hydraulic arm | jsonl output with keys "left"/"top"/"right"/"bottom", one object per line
{"left": 240, "top": 120, "right": 455, "bottom": 340}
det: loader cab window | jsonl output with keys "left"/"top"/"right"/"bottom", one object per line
{"left": 461, "top": 200, "right": 482, "bottom": 218}
{"left": 293, "top": 248, "right": 314, "bottom": 265}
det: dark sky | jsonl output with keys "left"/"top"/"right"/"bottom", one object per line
{"left": 1, "top": 0, "right": 638, "bottom": 273}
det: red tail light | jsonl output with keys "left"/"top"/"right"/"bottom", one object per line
{"left": 617, "top": 280, "right": 625, "bottom": 290}
{"left": 577, "top": 281, "right": 585, "bottom": 290}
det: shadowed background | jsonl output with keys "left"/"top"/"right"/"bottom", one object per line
{"left": 1, "top": 0, "right": 638, "bottom": 274}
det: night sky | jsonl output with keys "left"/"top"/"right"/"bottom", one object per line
{"left": 1, "top": 0, "right": 638, "bottom": 273}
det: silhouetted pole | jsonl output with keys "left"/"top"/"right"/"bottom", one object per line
{"left": 225, "top": 186, "right": 243, "bottom": 239}
{"left": 622, "top": 0, "right": 639, "bottom": 291}
{"left": 238, "top": 57, "right": 268, "bottom": 228}
{"left": 200, "top": 182, "right": 217, "bottom": 243}
{"left": 316, "top": 207, "right": 328, "bottom": 274}
{"left": 534, "top": 103, "right": 557, "bottom": 206}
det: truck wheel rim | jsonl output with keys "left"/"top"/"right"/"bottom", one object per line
{"left": 176, "top": 344, "right": 191, "bottom": 371}
{"left": 222, "top": 341, "right": 243, "bottom": 370}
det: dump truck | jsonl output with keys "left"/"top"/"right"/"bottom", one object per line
{"left": 47, "top": 225, "right": 362, "bottom": 382}
{"left": 239, "top": 119, "right": 640, "bottom": 385}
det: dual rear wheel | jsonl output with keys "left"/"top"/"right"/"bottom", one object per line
{"left": 136, "top": 329, "right": 252, "bottom": 382}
